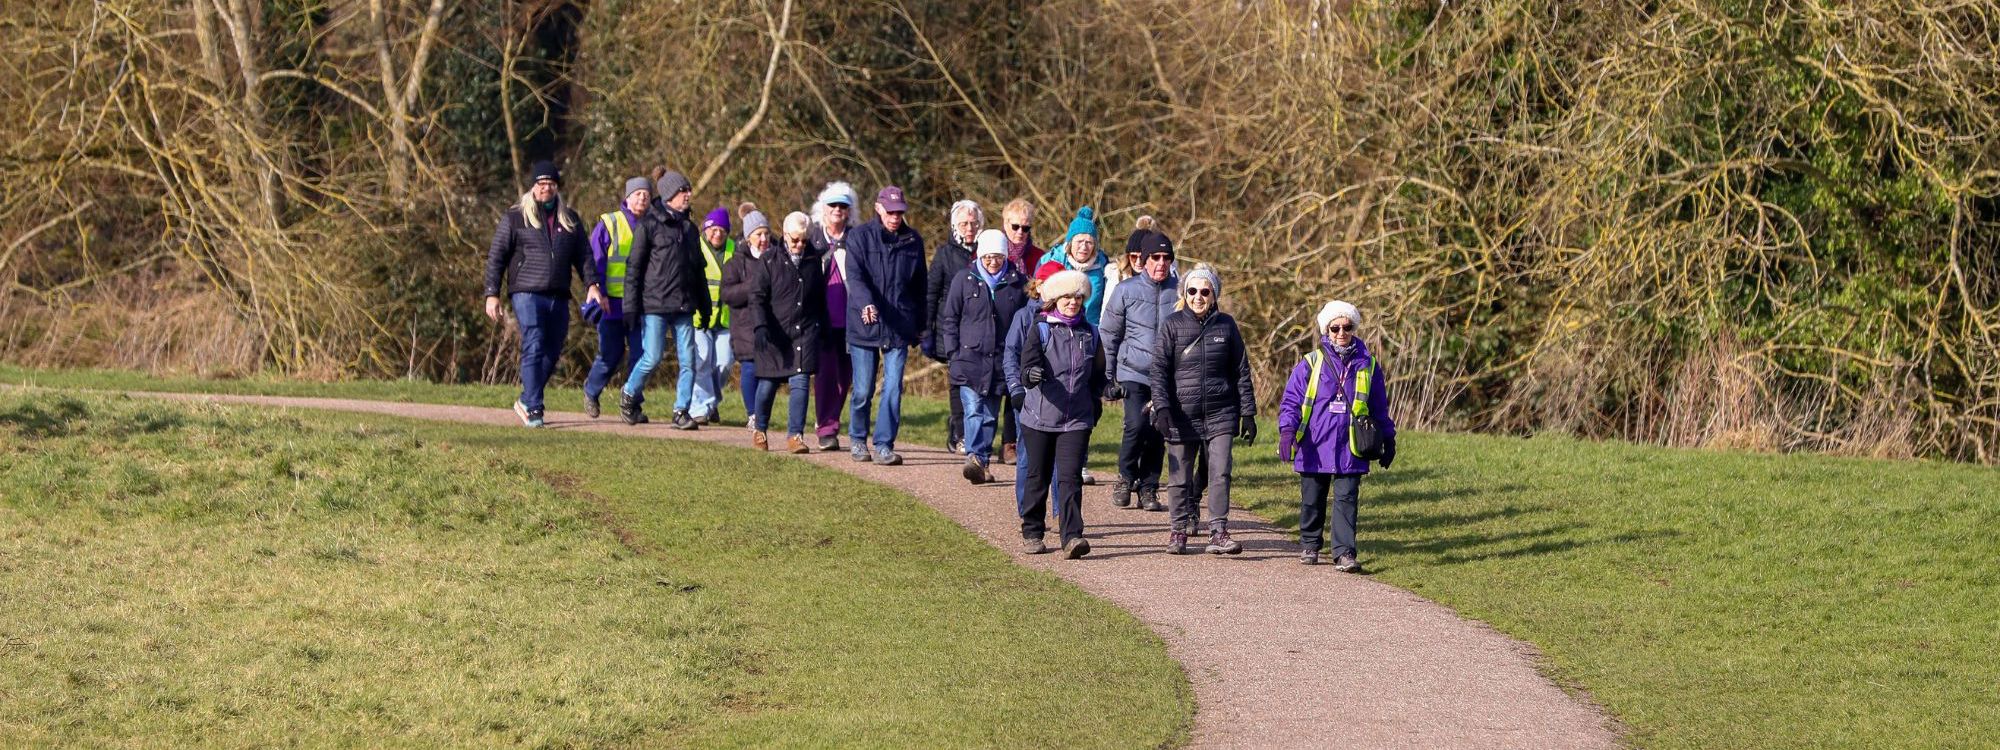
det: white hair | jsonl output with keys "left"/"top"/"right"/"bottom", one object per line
{"left": 949, "top": 199, "right": 985, "bottom": 227}
{"left": 782, "top": 211, "right": 811, "bottom": 237}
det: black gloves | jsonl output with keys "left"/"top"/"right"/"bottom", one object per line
{"left": 1380, "top": 436, "right": 1397, "bottom": 469}
{"left": 1023, "top": 365, "right": 1046, "bottom": 387}
{"left": 1103, "top": 381, "right": 1126, "bottom": 401}
{"left": 1149, "top": 403, "right": 1172, "bottom": 436}
{"left": 1238, "top": 415, "right": 1257, "bottom": 445}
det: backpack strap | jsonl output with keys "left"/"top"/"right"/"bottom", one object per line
{"left": 1348, "top": 355, "right": 1377, "bottom": 458}
{"left": 1295, "top": 350, "right": 1324, "bottom": 446}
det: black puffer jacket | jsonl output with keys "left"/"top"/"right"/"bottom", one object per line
{"left": 939, "top": 263, "right": 1030, "bottom": 395}
{"left": 720, "top": 247, "right": 763, "bottom": 361}
{"left": 924, "top": 236, "right": 975, "bottom": 360}
{"left": 1148, "top": 309, "right": 1256, "bottom": 442}
{"left": 484, "top": 205, "right": 598, "bottom": 298}
{"left": 750, "top": 248, "right": 827, "bottom": 377}
{"left": 623, "top": 204, "right": 710, "bottom": 318}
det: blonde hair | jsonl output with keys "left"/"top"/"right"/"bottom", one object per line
{"left": 1002, "top": 197, "right": 1035, "bottom": 224}
{"left": 517, "top": 190, "right": 577, "bottom": 232}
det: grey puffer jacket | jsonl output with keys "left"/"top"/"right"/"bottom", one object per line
{"left": 1017, "top": 315, "right": 1107, "bottom": 433}
{"left": 1149, "top": 309, "right": 1256, "bottom": 442}
{"left": 1101, "top": 271, "right": 1179, "bottom": 384}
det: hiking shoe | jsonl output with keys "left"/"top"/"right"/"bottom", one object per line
{"left": 526, "top": 408, "right": 546, "bottom": 429}
{"left": 1138, "top": 486, "right": 1165, "bottom": 512}
{"left": 947, "top": 438, "right": 964, "bottom": 455}
{"left": 787, "top": 434, "right": 810, "bottom": 453}
{"left": 619, "top": 390, "right": 644, "bottom": 425}
{"left": 1079, "top": 467, "right": 1097, "bottom": 486}
{"left": 1022, "top": 537, "right": 1048, "bottom": 555}
{"left": 694, "top": 410, "right": 713, "bottom": 426}
{"left": 1205, "top": 522, "right": 1242, "bottom": 555}
{"left": 818, "top": 435, "right": 839, "bottom": 452}
{"left": 1062, "top": 537, "right": 1091, "bottom": 559}
{"left": 1167, "top": 529, "right": 1189, "bottom": 555}
{"left": 584, "top": 394, "right": 601, "bottom": 419}
{"left": 1301, "top": 549, "right": 1320, "bottom": 565}
{"left": 962, "top": 457, "right": 989, "bottom": 484}
{"left": 1112, "top": 479, "right": 1132, "bottom": 508}
{"left": 752, "top": 431, "right": 769, "bottom": 451}
{"left": 1001, "top": 442, "right": 1017, "bottom": 465}
{"left": 513, "top": 400, "right": 533, "bottom": 427}
{"left": 1332, "top": 554, "right": 1360, "bottom": 572}
{"left": 850, "top": 444, "right": 872, "bottom": 462}
{"left": 672, "top": 410, "right": 699, "bottom": 431}
{"left": 873, "top": 449, "right": 904, "bottom": 466}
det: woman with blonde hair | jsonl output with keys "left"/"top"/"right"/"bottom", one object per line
{"left": 482, "top": 160, "right": 605, "bottom": 428}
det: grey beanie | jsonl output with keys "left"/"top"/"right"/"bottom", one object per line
{"left": 739, "top": 202, "right": 770, "bottom": 240}
{"left": 622, "top": 177, "right": 652, "bottom": 201}
{"left": 1183, "top": 263, "right": 1221, "bottom": 298}
{"left": 655, "top": 170, "right": 692, "bottom": 199}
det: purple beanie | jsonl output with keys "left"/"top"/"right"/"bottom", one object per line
{"left": 703, "top": 206, "right": 732, "bottom": 232}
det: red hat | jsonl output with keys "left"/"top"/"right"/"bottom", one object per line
{"left": 1034, "top": 260, "right": 1062, "bottom": 282}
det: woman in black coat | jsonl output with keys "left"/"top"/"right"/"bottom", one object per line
{"left": 1148, "top": 265, "right": 1256, "bottom": 556}
{"left": 749, "top": 211, "right": 828, "bottom": 453}
{"left": 938, "top": 229, "right": 1030, "bottom": 483}
{"left": 721, "top": 204, "right": 774, "bottom": 441}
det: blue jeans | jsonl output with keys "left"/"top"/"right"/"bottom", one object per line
{"left": 848, "top": 344, "right": 908, "bottom": 452}
{"left": 511, "top": 293, "right": 568, "bottom": 412}
{"left": 622, "top": 312, "right": 697, "bottom": 411}
{"left": 739, "top": 359, "right": 758, "bottom": 418}
{"left": 691, "top": 328, "right": 731, "bottom": 418}
{"left": 584, "top": 315, "right": 643, "bottom": 402}
{"left": 755, "top": 373, "right": 812, "bottom": 435}
{"left": 959, "top": 386, "right": 1002, "bottom": 464}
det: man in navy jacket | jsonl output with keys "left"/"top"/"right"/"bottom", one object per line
{"left": 843, "top": 185, "right": 927, "bottom": 465}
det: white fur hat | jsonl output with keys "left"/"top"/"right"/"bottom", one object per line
{"left": 975, "top": 228, "right": 1008, "bottom": 258}
{"left": 1317, "top": 300, "right": 1362, "bottom": 333}
{"left": 1041, "top": 269, "right": 1090, "bottom": 302}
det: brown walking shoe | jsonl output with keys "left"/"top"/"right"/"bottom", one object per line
{"left": 752, "top": 431, "right": 769, "bottom": 451}
{"left": 787, "top": 434, "right": 810, "bottom": 454}
{"left": 1021, "top": 536, "right": 1048, "bottom": 555}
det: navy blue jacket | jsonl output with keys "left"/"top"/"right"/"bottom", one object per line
{"left": 843, "top": 219, "right": 927, "bottom": 349}
{"left": 939, "top": 262, "right": 1030, "bottom": 396}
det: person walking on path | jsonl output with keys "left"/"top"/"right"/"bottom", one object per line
{"left": 809, "top": 181, "right": 858, "bottom": 451}
{"left": 721, "top": 203, "right": 771, "bottom": 442}
{"left": 995, "top": 197, "right": 1042, "bottom": 466}
{"left": 483, "top": 160, "right": 606, "bottom": 429}
{"left": 1278, "top": 300, "right": 1399, "bottom": 570}
{"left": 690, "top": 206, "right": 738, "bottom": 425}
{"left": 1148, "top": 265, "right": 1257, "bottom": 555}
{"left": 1010, "top": 269, "right": 1109, "bottom": 559}
{"left": 580, "top": 176, "right": 652, "bottom": 421}
{"left": 749, "top": 211, "right": 827, "bottom": 454}
{"left": 926, "top": 199, "right": 983, "bottom": 455}
{"left": 1035, "top": 206, "right": 1109, "bottom": 327}
{"left": 1100, "top": 226, "right": 1179, "bottom": 511}
{"left": 621, "top": 169, "right": 711, "bottom": 429}
{"left": 844, "top": 185, "right": 927, "bottom": 466}
{"left": 940, "top": 228, "right": 1030, "bottom": 485}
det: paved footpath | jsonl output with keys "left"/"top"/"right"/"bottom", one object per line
{"left": 132, "top": 391, "right": 1618, "bottom": 749}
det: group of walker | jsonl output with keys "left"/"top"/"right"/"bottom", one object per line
{"left": 483, "top": 161, "right": 1397, "bottom": 570}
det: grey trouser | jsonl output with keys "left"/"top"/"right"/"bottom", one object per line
{"left": 1166, "top": 431, "right": 1233, "bottom": 529}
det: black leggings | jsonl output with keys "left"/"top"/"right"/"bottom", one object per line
{"left": 1019, "top": 426, "right": 1090, "bottom": 544}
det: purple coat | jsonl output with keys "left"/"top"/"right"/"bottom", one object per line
{"left": 1276, "top": 337, "right": 1396, "bottom": 475}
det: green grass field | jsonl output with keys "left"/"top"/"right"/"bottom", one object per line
{"left": 0, "top": 389, "right": 1189, "bottom": 748}
{"left": 4, "top": 365, "right": 1999, "bottom": 748}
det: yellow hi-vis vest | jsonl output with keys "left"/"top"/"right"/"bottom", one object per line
{"left": 599, "top": 210, "right": 635, "bottom": 299}
{"left": 700, "top": 237, "right": 734, "bottom": 328}
{"left": 1296, "top": 349, "right": 1375, "bottom": 457}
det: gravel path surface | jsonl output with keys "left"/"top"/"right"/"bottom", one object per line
{"left": 130, "top": 391, "right": 1619, "bottom": 749}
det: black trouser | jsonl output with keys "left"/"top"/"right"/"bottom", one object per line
{"left": 1117, "top": 380, "right": 1165, "bottom": 489}
{"left": 947, "top": 386, "right": 964, "bottom": 447}
{"left": 1167, "top": 432, "right": 1233, "bottom": 530}
{"left": 1019, "top": 426, "right": 1089, "bottom": 544}
{"left": 1299, "top": 473, "right": 1362, "bottom": 557}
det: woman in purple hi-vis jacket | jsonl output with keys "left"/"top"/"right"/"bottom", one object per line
{"left": 1276, "top": 300, "right": 1398, "bottom": 571}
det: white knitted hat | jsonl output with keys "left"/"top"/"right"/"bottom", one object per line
{"left": 1041, "top": 269, "right": 1090, "bottom": 302}
{"left": 1317, "top": 300, "right": 1362, "bottom": 333}
{"left": 975, "top": 228, "right": 1008, "bottom": 258}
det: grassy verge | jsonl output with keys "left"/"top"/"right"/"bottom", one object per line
{"left": 7, "top": 365, "right": 1999, "bottom": 748}
{"left": 0, "top": 391, "right": 1188, "bottom": 747}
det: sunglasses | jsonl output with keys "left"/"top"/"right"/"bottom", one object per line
{"left": 1327, "top": 323, "right": 1356, "bottom": 333}
{"left": 1186, "top": 287, "right": 1213, "bottom": 298}
{"left": 1009, "top": 223, "right": 1033, "bottom": 232}
{"left": 827, "top": 203, "right": 850, "bottom": 210}
{"left": 1145, "top": 253, "right": 1173, "bottom": 262}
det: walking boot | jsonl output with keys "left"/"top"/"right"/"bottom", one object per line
{"left": 671, "top": 409, "right": 699, "bottom": 430}
{"left": 787, "top": 434, "right": 810, "bottom": 454}
{"left": 1112, "top": 479, "right": 1132, "bottom": 508}
{"left": 584, "top": 393, "right": 601, "bottom": 419}
{"left": 963, "top": 456, "right": 989, "bottom": 484}
{"left": 752, "top": 431, "right": 769, "bottom": 451}
{"left": 619, "top": 390, "right": 644, "bottom": 426}
{"left": 1138, "top": 483, "right": 1166, "bottom": 512}
{"left": 1167, "top": 523, "right": 1189, "bottom": 555}
{"left": 1205, "top": 520, "right": 1242, "bottom": 555}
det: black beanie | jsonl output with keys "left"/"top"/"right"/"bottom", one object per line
{"left": 530, "top": 160, "right": 561, "bottom": 185}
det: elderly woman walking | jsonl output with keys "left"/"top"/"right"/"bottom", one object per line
{"left": 1277, "top": 300, "right": 1398, "bottom": 570}
{"left": 1008, "top": 269, "right": 1109, "bottom": 559}
{"left": 1148, "top": 265, "right": 1257, "bottom": 555}
{"left": 809, "top": 182, "right": 859, "bottom": 451}
{"left": 748, "top": 212, "right": 827, "bottom": 454}
{"left": 720, "top": 203, "right": 772, "bottom": 443}
{"left": 927, "top": 199, "right": 984, "bottom": 454}
{"left": 940, "top": 228, "right": 1030, "bottom": 484}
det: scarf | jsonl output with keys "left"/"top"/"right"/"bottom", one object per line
{"left": 977, "top": 261, "right": 1008, "bottom": 291}
{"left": 1044, "top": 309, "right": 1084, "bottom": 328}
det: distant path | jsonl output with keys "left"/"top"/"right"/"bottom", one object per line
{"left": 120, "top": 390, "right": 1618, "bottom": 749}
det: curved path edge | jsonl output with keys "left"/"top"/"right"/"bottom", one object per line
{"left": 103, "top": 390, "right": 1619, "bottom": 749}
